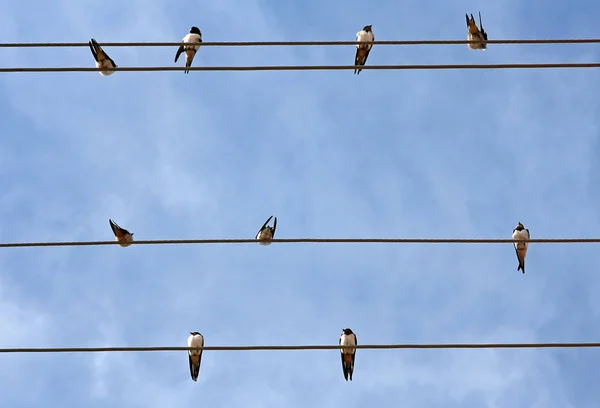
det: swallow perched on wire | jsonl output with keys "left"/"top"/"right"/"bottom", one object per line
{"left": 88, "top": 38, "right": 117, "bottom": 76}
{"left": 174, "top": 26, "right": 202, "bottom": 74}
{"left": 187, "top": 331, "right": 204, "bottom": 382}
{"left": 339, "top": 328, "right": 357, "bottom": 381}
{"left": 512, "top": 222, "right": 530, "bottom": 274}
{"left": 109, "top": 219, "right": 133, "bottom": 247}
{"left": 255, "top": 215, "right": 277, "bottom": 246}
{"left": 354, "top": 25, "right": 374, "bottom": 74}
{"left": 466, "top": 12, "right": 488, "bottom": 50}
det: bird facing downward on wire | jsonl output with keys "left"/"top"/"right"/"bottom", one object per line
{"left": 174, "top": 26, "right": 202, "bottom": 74}
{"left": 466, "top": 12, "right": 488, "bottom": 50}
{"left": 354, "top": 25, "right": 374, "bottom": 74}
{"left": 109, "top": 219, "right": 134, "bottom": 247}
{"left": 187, "top": 331, "right": 204, "bottom": 382}
{"left": 88, "top": 38, "right": 117, "bottom": 76}
{"left": 255, "top": 216, "right": 277, "bottom": 245}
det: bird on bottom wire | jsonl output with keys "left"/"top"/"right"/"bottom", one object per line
{"left": 187, "top": 331, "right": 204, "bottom": 382}
{"left": 512, "top": 222, "right": 530, "bottom": 274}
{"left": 339, "top": 328, "right": 357, "bottom": 381}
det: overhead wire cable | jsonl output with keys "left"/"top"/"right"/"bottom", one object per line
{"left": 0, "top": 237, "right": 598, "bottom": 248}
{"left": 2, "top": 38, "right": 600, "bottom": 48}
{"left": 1, "top": 342, "right": 600, "bottom": 354}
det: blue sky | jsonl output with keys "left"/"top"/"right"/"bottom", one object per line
{"left": 1, "top": 0, "right": 600, "bottom": 406}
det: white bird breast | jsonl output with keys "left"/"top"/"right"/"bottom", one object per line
{"left": 256, "top": 230, "right": 273, "bottom": 244}
{"left": 188, "top": 334, "right": 204, "bottom": 356}
{"left": 512, "top": 230, "right": 529, "bottom": 250}
{"left": 467, "top": 33, "right": 486, "bottom": 50}
{"left": 356, "top": 31, "right": 374, "bottom": 50}
{"left": 340, "top": 334, "right": 356, "bottom": 354}
{"left": 183, "top": 33, "right": 202, "bottom": 51}
{"left": 97, "top": 61, "right": 115, "bottom": 76}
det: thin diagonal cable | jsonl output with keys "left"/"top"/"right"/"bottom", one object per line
{"left": 1, "top": 63, "right": 600, "bottom": 73}
{"left": 2, "top": 39, "right": 600, "bottom": 48}
{"left": 1, "top": 342, "right": 599, "bottom": 353}
{"left": 0, "top": 238, "right": 598, "bottom": 248}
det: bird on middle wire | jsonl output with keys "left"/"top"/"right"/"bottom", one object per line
{"left": 175, "top": 26, "right": 203, "bottom": 74}
{"left": 512, "top": 222, "right": 530, "bottom": 274}
{"left": 255, "top": 215, "right": 277, "bottom": 245}
{"left": 354, "top": 25, "right": 374, "bottom": 74}
{"left": 109, "top": 219, "right": 134, "bottom": 247}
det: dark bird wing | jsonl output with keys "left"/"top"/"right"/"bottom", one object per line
{"left": 479, "top": 12, "right": 488, "bottom": 40}
{"left": 340, "top": 352, "right": 349, "bottom": 380}
{"left": 175, "top": 45, "right": 185, "bottom": 63}
{"left": 513, "top": 244, "right": 525, "bottom": 272}
{"left": 352, "top": 334, "right": 357, "bottom": 371}
{"left": 89, "top": 39, "right": 99, "bottom": 62}
{"left": 258, "top": 215, "right": 273, "bottom": 235}
{"left": 109, "top": 219, "right": 120, "bottom": 236}
{"left": 188, "top": 352, "right": 202, "bottom": 381}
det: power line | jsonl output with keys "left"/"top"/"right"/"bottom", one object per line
{"left": 1, "top": 342, "right": 599, "bottom": 354}
{"left": 1, "top": 63, "right": 600, "bottom": 73}
{"left": 0, "top": 237, "right": 598, "bottom": 248}
{"left": 1, "top": 39, "right": 600, "bottom": 48}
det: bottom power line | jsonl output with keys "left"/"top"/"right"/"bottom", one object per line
{"left": 1, "top": 342, "right": 600, "bottom": 353}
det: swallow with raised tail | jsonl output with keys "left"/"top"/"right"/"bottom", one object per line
{"left": 89, "top": 38, "right": 117, "bottom": 76}
{"left": 187, "top": 331, "right": 204, "bottom": 382}
{"left": 339, "top": 328, "right": 357, "bottom": 381}
{"left": 174, "top": 26, "right": 202, "bottom": 74}
{"left": 109, "top": 219, "right": 133, "bottom": 247}
{"left": 512, "top": 222, "right": 530, "bottom": 274}
{"left": 354, "top": 25, "right": 374, "bottom": 74}
{"left": 255, "top": 215, "right": 277, "bottom": 246}
{"left": 466, "top": 12, "right": 488, "bottom": 50}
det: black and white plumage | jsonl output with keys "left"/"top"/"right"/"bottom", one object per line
{"left": 354, "top": 25, "right": 374, "bottom": 75}
{"left": 512, "top": 222, "right": 530, "bottom": 274}
{"left": 109, "top": 219, "right": 133, "bottom": 247}
{"left": 89, "top": 38, "right": 117, "bottom": 76}
{"left": 255, "top": 215, "right": 277, "bottom": 246}
{"left": 174, "top": 26, "right": 202, "bottom": 74}
{"left": 187, "top": 331, "right": 204, "bottom": 382}
{"left": 466, "top": 12, "right": 488, "bottom": 50}
{"left": 339, "top": 328, "right": 357, "bottom": 381}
